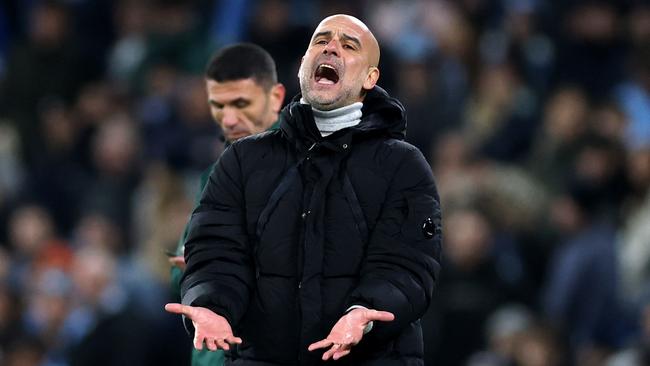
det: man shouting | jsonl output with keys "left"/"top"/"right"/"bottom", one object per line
{"left": 166, "top": 14, "right": 442, "bottom": 365}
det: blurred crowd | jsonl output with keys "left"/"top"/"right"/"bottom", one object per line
{"left": 0, "top": 0, "right": 649, "bottom": 365}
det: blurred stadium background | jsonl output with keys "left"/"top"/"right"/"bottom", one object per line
{"left": 0, "top": 0, "right": 649, "bottom": 365}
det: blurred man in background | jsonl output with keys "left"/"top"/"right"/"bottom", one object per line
{"left": 169, "top": 43, "right": 285, "bottom": 366}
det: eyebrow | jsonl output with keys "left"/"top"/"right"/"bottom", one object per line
{"left": 313, "top": 31, "right": 362, "bottom": 49}
{"left": 209, "top": 97, "right": 250, "bottom": 107}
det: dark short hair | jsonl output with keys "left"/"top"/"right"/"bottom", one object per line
{"left": 205, "top": 43, "right": 278, "bottom": 90}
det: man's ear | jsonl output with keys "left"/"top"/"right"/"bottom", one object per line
{"left": 270, "top": 83, "right": 286, "bottom": 113}
{"left": 363, "top": 67, "right": 380, "bottom": 91}
{"left": 297, "top": 56, "right": 305, "bottom": 79}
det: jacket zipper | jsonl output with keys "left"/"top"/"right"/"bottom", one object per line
{"left": 297, "top": 208, "right": 312, "bottom": 364}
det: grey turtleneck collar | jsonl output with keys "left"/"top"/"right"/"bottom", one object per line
{"left": 301, "top": 98, "right": 363, "bottom": 137}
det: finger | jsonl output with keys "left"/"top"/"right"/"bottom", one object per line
{"left": 365, "top": 310, "right": 395, "bottom": 322}
{"left": 216, "top": 338, "right": 231, "bottom": 351}
{"left": 168, "top": 256, "right": 186, "bottom": 269}
{"left": 168, "top": 303, "right": 201, "bottom": 320}
{"left": 206, "top": 338, "right": 218, "bottom": 352}
{"left": 308, "top": 339, "right": 334, "bottom": 351}
{"left": 172, "top": 255, "right": 186, "bottom": 263}
{"left": 225, "top": 336, "right": 243, "bottom": 345}
{"left": 164, "top": 303, "right": 184, "bottom": 314}
{"left": 332, "top": 349, "right": 351, "bottom": 360}
{"left": 193, "top": 333, "right": 204, "bottom": 351}
{"left": 165, "top": 303, "right": 197, "bottom": 318}
{"left": 322, "top": 344, "right": 340, "bottom": 361}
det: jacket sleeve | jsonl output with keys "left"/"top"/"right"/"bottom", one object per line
{"left": 345, "top": 145, "right": 442, "bottom": 342}
{"left": 170, "top": 164, "right": 217, "bottom": 300}
{"left": 180, "top": 145, "right": 254, "bottom": 330}
{"left": 169, "top": 228, "right": 186, "bottom": 300}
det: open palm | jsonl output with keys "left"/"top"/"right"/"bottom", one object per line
{"left": 165, "top": 303, "right": 242, "bottom": 351}
{"left": 308, "top": 308, "right": 394, "bottom": 361}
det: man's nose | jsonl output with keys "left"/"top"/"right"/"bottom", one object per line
{"left": 221, "top": 108, "right": 239, "bottom": 127}
{"left": 322, "top": 39, "right": 340, "bottom": 57}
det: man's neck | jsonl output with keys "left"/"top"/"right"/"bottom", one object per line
{"left": 301, "top": 99, "right": 363, "bottom": 137}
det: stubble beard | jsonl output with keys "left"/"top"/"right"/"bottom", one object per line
{"left": 298, "top": 63, "right": 359, "bottom": 111}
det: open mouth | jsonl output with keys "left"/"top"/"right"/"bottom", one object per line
{"left": 314, "top": 64, "right": 339, "bottom": 85}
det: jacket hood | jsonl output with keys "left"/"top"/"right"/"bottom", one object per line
{"left": 358, "top": 85, "right": 407, "bottom": 139}
{"left": 279, "top": 86, "right": 406, "bottom": 149}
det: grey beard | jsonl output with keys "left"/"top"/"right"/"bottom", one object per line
{"left": 298, "top": 65, "right": 365, "bottom": 111}
{"left": 299, "top": 82, "right": 358, "bottom": 111}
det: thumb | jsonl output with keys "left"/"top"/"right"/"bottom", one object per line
{"left": 165, "top": 303, "right": 187, "bottom": 315}
{"left": 365, "top": 309, "right": 395, "bottom": 322}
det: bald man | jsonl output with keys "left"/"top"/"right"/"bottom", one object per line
{"left": 166, "top": 15, "right": 442, "bottom": 365}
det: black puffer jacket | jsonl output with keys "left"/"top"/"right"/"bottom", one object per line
{"left": 181, "top": 87, "right": 442, "bottom": 366}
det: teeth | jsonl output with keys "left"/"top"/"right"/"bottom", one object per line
{"left": 319, "top": 64, "right": 336, "bottom": 71}
{"left": 318, "top": 79, "right": 335, "bottom": 85}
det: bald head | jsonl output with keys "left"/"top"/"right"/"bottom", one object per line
{"left": 298, "top": 14, "right": 381, "bottom": 110}
{"left": 314, "top": 14, "right": 380, "bottom": 67}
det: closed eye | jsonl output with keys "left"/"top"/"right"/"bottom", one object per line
{"left": 233, "top": 99, "right": 250, "bottom": 108}
{"left": 209, "top": 99, "right": 249, "bottom": 109}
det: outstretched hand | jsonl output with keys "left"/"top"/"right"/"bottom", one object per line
{"left": 308, "top": 308, "right": 394, "bottom": 361}
{"left": 165, "top": 303, "right": 242, "bottom": 351}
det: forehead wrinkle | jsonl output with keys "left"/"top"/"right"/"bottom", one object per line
{"left": 313, "top": 30, "right": 361, "bottom": 49}
{"left": 314, "top": 14, "right": 380, "bottom": 67}
{"left": 312, "top": 30, "right": 332, "bottom": 41}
